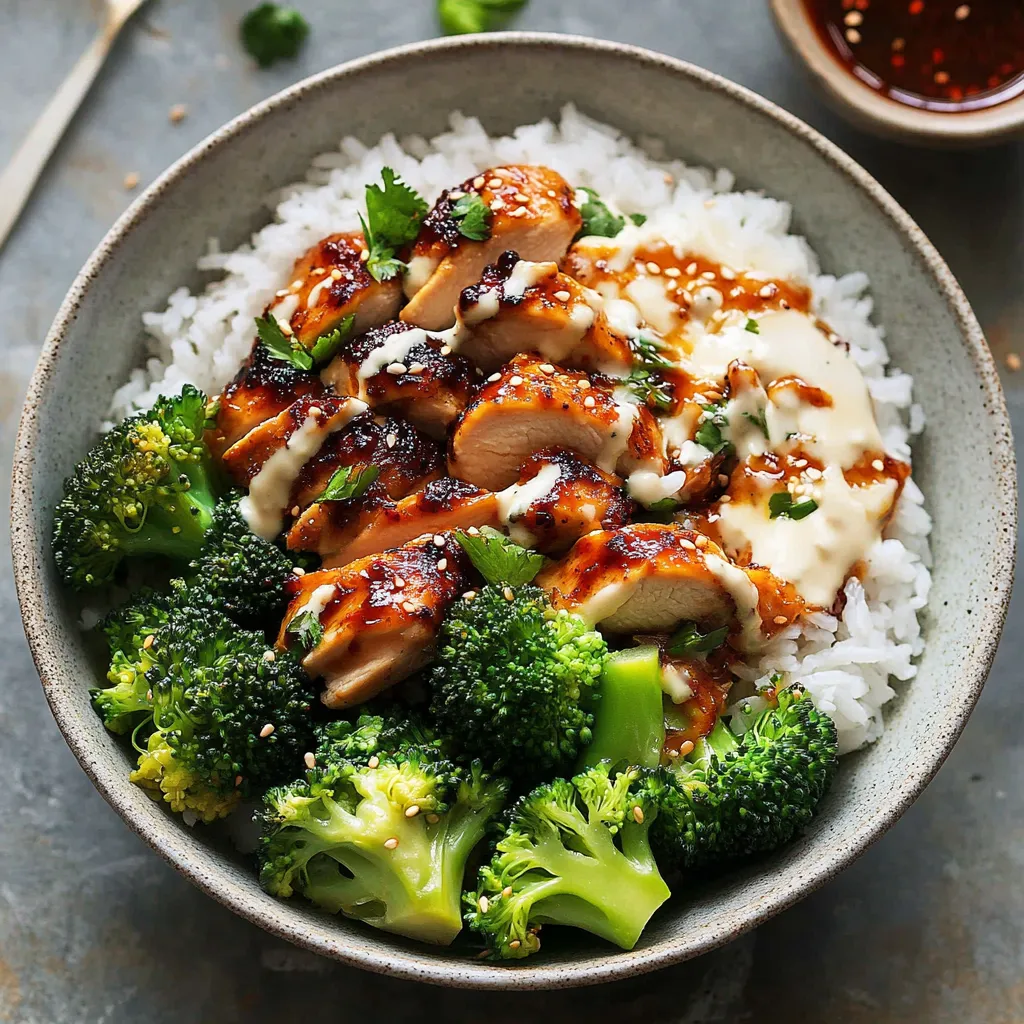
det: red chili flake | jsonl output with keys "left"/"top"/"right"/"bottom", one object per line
{"left": 948, "top": 86, "right": 964, "bottom": 101}
{"left": 908, "top": 0, "right": 924, "bottom": 13}
{"left": 891, "top": 54, "right": 906, "bottom": 68}
{"left": 932, "top": 47, "right": 945, "bottom": 64}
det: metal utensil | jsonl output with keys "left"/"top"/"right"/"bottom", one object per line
{"left": 0, "top": 0, "right": 149, "bottom": 252}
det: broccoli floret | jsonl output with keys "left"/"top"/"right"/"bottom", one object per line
{"left": 184, "top": 492, "right": 302, "bottom": 627}
{"left": 429, "top": 585, "right": 608, "bottom": 781}
{"left": 91, "top": 589, "right": 177, "bottom": 734}
{"left": 259, "top": 713, "right": 509, "bottom": 945}
{"left": 124, "top": 605, "right": 313, "bottom": 822}
{"left": 649, "top": 686, "right": 838, "bottom": 871}
{"left": 52, "top": 386, "right": 218, "bottom": 589}
{"left": 464, "top": 762, "right": 670, "bottom": 959}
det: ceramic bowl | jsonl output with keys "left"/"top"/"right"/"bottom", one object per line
{"left": 10, "top": 33, "right": 1015, "bottom": 989}
{"left": 770, "top": 0, "right": 1024, "bottom": 146}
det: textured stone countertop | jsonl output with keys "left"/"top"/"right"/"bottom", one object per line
{"left": 0, "top": 1, "right": 1021, "bottom": 1020}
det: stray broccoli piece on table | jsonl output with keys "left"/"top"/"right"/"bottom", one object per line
{"left": 464, "top": 762, "right": 670, "bottom": 959}
{"left": 649, "top": 686, "right": 838, "bottom": 871}
{"left": 240, "top": 3, "right": 309, "bottom": 67}
{"left": 429, "top": 584, "right": 608, "bottom": 782}
{"left": 52, "top": 385, "right": 217, "bottom": 590}
{"left": 259, "top": 712, "right": 509, "bottom": 945}
{"left": 437, "top": 0, "right": 528, "bottom": 36}
{"left": 121, "top": 605, "right": 313, "bottom": 823}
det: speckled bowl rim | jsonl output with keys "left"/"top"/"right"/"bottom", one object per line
{"left": 10, "top": 32, "right": 1016, "bottom": 990}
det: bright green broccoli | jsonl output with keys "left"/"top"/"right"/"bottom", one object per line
{"left": 464, "top": 762, "right": 670, "bottom": 959}
{"left": 648, "top": 686, "right": 838, "bottom": 871}
{"left": 259, "top": 713, "right": 509, "bottom": 945}
{"left": 52, "top": 386, "right": 218, "bottom": 590}
{"left": 123, "top": 605, "right": 313, "bottom": 823}
{"left": 429, "top": 585, "right": 608, "bottom": 781}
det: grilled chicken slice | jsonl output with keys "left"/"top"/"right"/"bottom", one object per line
{"left": 453, "top": 251, "right": 633, "bottom": 376}
{"left": 537, "top": 523, "right": 803, "bottom": 651}
{"left": 448, "top": 355, "right": 665, "bottom": 491}
{"left": 277, "top": 534, "right": 470, "bottom": 709}
{"left": 288, "top": 449, "right": 633, "bottom": 566}
{"left": 209, "top": 340, "right": 325, "bottom": 458}
{"left": 321, "top": 320, "right": 478, "bottom": 438}
{"left": 401, "top": 166, "right": 582, "bottom": 330}
{"left": 289, "top": 414, "right": 443, "bottom": 512}
{"left": 264, "top": 231, "right": 403, "bottom": 347}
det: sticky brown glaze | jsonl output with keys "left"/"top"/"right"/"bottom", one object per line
{"left": 401, "top": 166, "right": 582, "bottom": 330}
{"left": 264, "top": 231, "right": 403, "bottom": 347}
{"left": 454, "top": 250, "right": 633, "bottom": 375}
{"left": 287, "top": 477, "right": 498, "bottom": 568}
{"left": 661, "top": 650, "right": 734, "bottom": 752}
{"left": 277, "top": 534, "right": 470, "bottom": 709}
{"left": 537, "top": 523, "right": 803, "bottom": 648}
{"left": 208, "top": 340, "right": 325, "bottom": 458}
{"left": 507, "top": 448, "right": 634, "bottom": 554}
{"left": 288, "top": 414, "right": 443, "bottom": 512}
{"left": 322, "top": 320, "right": 478, "bottom": 439}
{"left": 447, "top": 354, "right": 665, "bottom": 491}
{"left": 220, "top": 393, "right": 365, "bottom": 488}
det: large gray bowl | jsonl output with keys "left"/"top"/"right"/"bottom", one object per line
{"left": 10, "top": 33, "right": 1016, "bottom": 989}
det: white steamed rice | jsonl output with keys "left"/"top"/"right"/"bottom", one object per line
{"left": 110, "top": 105, "right": 931, "bottom": 755}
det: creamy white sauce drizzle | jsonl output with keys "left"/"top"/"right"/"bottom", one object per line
{"left": 575, "top": 581, "right": 631, "bottom": 627}
{"left": 624, "top": 276, "right": 678, "bottom": 336}
{"left": 660, "top": 662, "right": 694, "bottom": 704}
{"left": 269, "top": 292, "right": 300, "bottom": 325}
{"left": 626, "top": 469, "right": 688, "bottom": 506}
{"left": 240, "top": 400, "right": 368, "bottom": 540}
{"left": 503, "top": 259, "right": 558, "bottom": 299}
{"left": 460, "top": 288, "right": 501, "bottom": 326}
{"left": 293, "top": 583, "right": 338, "bottom": 625}
{"left": 496, "top": 462, "right": 562, "bottom": 525}
{"left": 596, "top": 393, "right": 640, "bottom": 473}
{"left": 703, "top": 553, "right": 764, "bottom": 652}
{"left": 403, "top": 254, "right": 439, "bottom": 299}
{"left": 356, "top": 328, "right": 430, "bottom": 381}
{"left": 306, "top": 275, "right": 333, "bottom": 310}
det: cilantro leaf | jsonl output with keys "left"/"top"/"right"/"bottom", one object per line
{"left": 309, "top": 314, "right": 355, "bottom": 366}
{"left": 695, "top": 403, "right": 733, "bottom": 456}
{"left": 768, "top": 491, "right": 819, "bottom": 520}
{"left": 629, "top": 212, "right": 648, "bottom": 226}
{"left": 287, "top": 610, "right": 324, "bottom": 651}
{"left": 745, "top": 317, "right": 760, "bottom": 334}
{"left": 576, "top": 187, "right": 626, "bottom": 239}
{"left": 455, "top": 526, "right": 545, "bottom": 587}
{"left": 625, "top": 368, "right": 673, "bottom": 412}
{"left": 450, "top": 194, "right": 492, "bottom": 241}
{"left": 630, "top": 332, "right": 674, "bottom": 370}
{"left": 319, "top": 464, "right": 380, "bottom": 503}
{"left": 255, "top": 315, "right": 313, "bottom": 371}
{"left": 240, "top": 3, "right": 309, "bottom": 67}
{"left": 437, "top": 0, "right": 527, "bottom": 34}
{"left": 743, "top": 407, "right": 770, "bottom": 440}
{"left": 360, "top": 168, "right": 428, "bottom": 283}
{"left": 204, "top": 397, "right": 221, "bottom": 431}
{"left": 667, "top": 621, "right": 729, "bottom": 656}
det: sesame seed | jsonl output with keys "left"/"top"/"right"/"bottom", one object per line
{"left": 405, "top": 804, "right": 420, "bottom": 818}
{"left": 263, "top": 650, "right": 275, "bottom": 662}
{"left": 437, "top": 558, "right": 448, "bottom": 571}
{"left": 292, "top": 566, "right": 306, "bottom": 576}
{"left": 632, "top": 805, "right": 645, "bottom": 824}
{"left": 402, "top": 601, "right": 417, "bottom": 613}
{"left": 408, "top": 362, "right": 425, "bottom": 374}
{"left": 664, "top": 266, "right": 681, "bottom": 278}
{"left": 844, "top": 10, "right": 863, "bottom": 25}
{"left": 1007, "top": 352, "right": 1021, "bottom": 371}
{"left": 509, "top": 940, "right": 521, "bottom": 950}
{"left": 291, "top": 505, "right": 300, "bottom": 516}
{"left": 645, "top": 261, "right": 661, "bottom": 275}
{"left": 584, "top": 395, "right": 596, "bottom": 408}
{"left": 759, "top": 283, "right": 779, "bottom": 298}
{"left": 806, "top": 467, "right": 823, "bottom": 480}
{"left": 123, "top": 171, "right": 140, "bottom": 190}
{"left": 578, "top": 379, "right": 591, "bottom": 390}
{"left": 686, "top": 262, "right": 698, "bottom": 275}
{"left": 275, "top": 289, "right": 290, "bottom": 298}
{"left": 393, "top": 576, "right": 406, "bottom": 589}
{"left": 386, "top": 432, "right": 397, "bottom": 448}
{"left": 168, "top": 103, "right": 187, "bottom": 123}
{"left": 426, "top": 813, "right": 440, "bottom": 824}
{"left": 386, "top": 362, "right": 408, "bottom": 375}
{"left": 473, "top": 176, "right": 486, "bottom": 189}
{"left": 277, "top": 318, "right": 293, "bottom": 336}
{"left": 718, "top": 473, "right": 730, "bottom": 487}
{"left": 846, "top": 28, "right": 862, "bottom": 44}
{"left": 508, "top": 206, "right": 528, "bottom": 218}
{"left": 307, "top": 406, "right": 322, "bottom": 419}
{"left": 311, "top": 267, "right": 326, "bottom": 275}
{"left": 478, "top": 895, "right": 490, "bottom": 912}
{"left": 780, "top": 299, "right": 790, "bottom": 310}
{"left": 384, "top": 837, "right": 399, "bottom": 850}
{"left": 774, "top": 615, "right": 788, "bottom": 625}
{"left": 509, "top": 375, "right": 524, "bottom": 386}
{"left": 793, "top": 459, "right": 808, "bottom": 468}
{"left": 143, "top": 634, "right": 155, "bottom": 650}
{"left": 488, "top": 177, "right": 503, "bottom": 188}
{"left": 552, "top": 290, "right": 571, "bottom": 303}
{"left": 503, "top": 586, "right": 514, "bottom": 601}
{"left": 701, "top": 270, "right": 717, "bottom": 281}
{"left": 720, "top": 494, "right": 731, "bottom": 503}
{"left": 955, "top": 4, "right": 970, "bottom": 19}
{"left": 514, "top": 192, "right": 530, "bottom": 203}
{"left": 502, "top": 886, "right": 513, "bottom": 899}
{"left": 678, "top": 740, "right": 695, "bottom": 756}
{"left": 463, "top": 591, "right": 477, "bottom": 601}
{"left": 539, "top": 363, "right": 556, "bottom": 374}
{"left": 490, "top": 198, "right": 506, "bottom": 212}
{"left": 330, "top": 268, "right": 343, "bottom": 281}
{"left": 368, "top": 755, "right": 380, "bottom": 769}
{"left": 440, "top": 344, "right": 452, "bottom": 356}
{"left": 872, "top": 459, "right": 885, "bottom": 471}
{"left": 468, "top": 526, "right": 481, "bottom": 536}
{"left": 679, "top": 538, "right": 696, "bottom": 551}
{"left": 304, "top": 752, "right": 316, "bottom": 769}
{"left": 547, "top": 189, "right": 557, "bottom": 198}
{"left": 720, "top": 266, "right": 737, "bottom": 281}
{"left": 449, "top": 190, "right": 465, "bottom": 200}
{"left": 359, "top": 249, "right": 370, "bottom": 261}
{"left": 678, "top": 290, "right": 692, "bottom": 306}
{"left": 433, "top": 534, "right": 446, "bottom": 546}
{"left": 260, "top": 723, "right": 275, "bottom": 738}
{"left": 695, "top": 534, "right": 709, "bottom": 549}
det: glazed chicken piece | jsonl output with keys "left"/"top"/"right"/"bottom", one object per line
{"left": 321, "top": 320, "right": 478, "bottom": 439}
{"left": 208, "top": 340, "right": 325, "bottom": 458}
{"left": 277, "top": 534, "right": 470, "bottom": 709}
{"left": 288, "top": 413, "right": 443, "bottom": 512}
{"left": 287, "top": 449, "right": 634, "bottom": 566}
{"left": 447, "top": 355, "right": 665, "bottom": 491}
{"left": 537, "top": 523, "right": 804, "bottom": 652}
{"left": 401, "top": 166, "right": 582, "bottom": 331}
{"left": 264, "top": 231, "right": 403, "bottom": 348}
{"left": 453, "top": 251, "right": 633, "bottom": 376}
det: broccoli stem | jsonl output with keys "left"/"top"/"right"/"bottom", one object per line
{"left": 580, "top": 647, "right": 665, "bottom": 771}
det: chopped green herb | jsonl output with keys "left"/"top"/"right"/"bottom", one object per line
{"left": 287, "top": 609, "right": 324, "bottom": 651}
{"left": 629, "top": 212, "right": 648, "bottom": 227}
{"left": 319, "top": 464, "right": 380, "bottom": 503}
{"left": 743, "top": 407, "right": 770, "bottom": 440}
{"left": 360, "top": 168, "right": 428, "bottom": 283}
{"left": 648, "top": 497, "right": 682, "bottom": 513}
{"left": 768, "top": 491, "right": 819, "bottom": 521}
{"left": 695, "top": 402, "right": 733, "bottom": 457}
{"left": 625, "top": 369, "right": 673, "bottom": 412}
{"left": 576, "top": 187, "right": 626, "bottom": 239}
{"left": 630, "top": 332, "right": 674, "bottom": 370}
{"left": 455, "top": 526, "right": 545, "bottom": 587}
{"left": 240, "top": 3, "right": 309, "bottom": 67}
{"left": 255, "top": 315, "right": 313, "bottom": 371}
{"left": 437, "top": 0, "right": 527, "bottom": 34}
{"left": 667, "top": 621, "right": 729, "bottom": 656}
{"left": 204, "top": 397, "right": 221, "bottom": 431}
{"left": 745, "top": 317, "right": 760, "bottom": 334}
{"left": 308, "top": 314, "right": 355, "bottom": 367}
{"left": 450, "top": 193, "right": 492, "bottom": 241}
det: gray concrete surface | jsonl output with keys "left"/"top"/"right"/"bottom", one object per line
{"left": 1, "top": 1, "right": 1021, "bottom": 1020}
